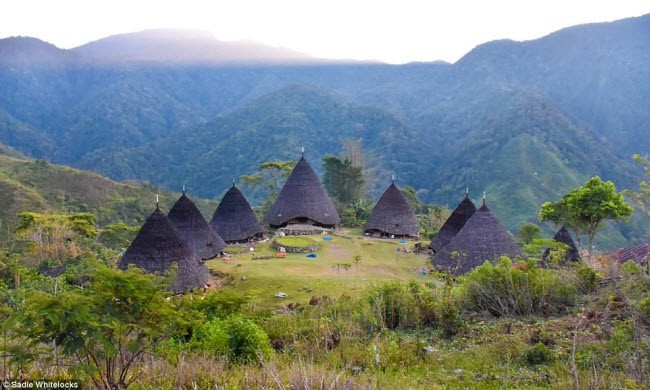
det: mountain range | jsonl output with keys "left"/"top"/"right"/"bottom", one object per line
{"left": 1, "top": 15, "right": 649, "bottom": 248}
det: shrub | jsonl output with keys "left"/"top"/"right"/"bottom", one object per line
{"left": 525, "top": 342, "right": 553, "bottom": 366}
{"left": 193, "top": 319, "right": 229, "bottom": 354}
{"left": 620, "top": 260, "right": 641, "bottom": 276}
{"left": 459, "top": 257, "right": 577, "bottom": 316}
{"left": 367, "top": 280, "right": 436, "bottom": 330}
{"left": 192, "top": 291, "right": 250, "bottom": 320}
{"left": 576, "top": 264, "right": 598, "bottom": 293}
{"left": 192, "top": 315, "right": 272, "bottom": 363}
{"left": 224, "top": 316, "right": 273, "bottom": 363}
{"left": 640, "top": 294, "right": 650, "bottom": 318}
{"left": 368, "top": 281, "right": 414, "bottom": 330}
{"left": 438, "top": 275, "right": 461, "bottom": 338}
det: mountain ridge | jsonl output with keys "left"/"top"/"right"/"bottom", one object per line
{"left": 0, "top": 14, "right": 648, "bottom": 247}
{"left": 71, "top": 28, "right": 326, "bottom": 64}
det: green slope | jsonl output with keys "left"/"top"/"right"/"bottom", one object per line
{"left": 431, "top": 91, "right": 639, "bottom": 248}
{"left": 0, "top": 154, "right": 217, "bottom": 241}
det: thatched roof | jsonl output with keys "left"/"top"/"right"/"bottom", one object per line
{"left": 606, "top": 242, "right": 648, "bottom": 266}
{"left": 266, "top": 155, "right": 340, "bottom": 228}
{"left": 119, "top": 207, "right": 210, "bottom": 293}
{"left": 364, "top": 182, "right": 419, "bottom": 237}
{"left": 210, "top": 184, "right": 265, "bottom": 243}
{"left": 542, "top": 226, "right": 581, "bottom": 264}
{"left": 168, "top": 193, "right": 226, "bottom": 260}
{"left": 429, "top": 194, "right": 477, "bottom": 253}
{"left": 431, "top": 202, "right": 522, "bottom": 274}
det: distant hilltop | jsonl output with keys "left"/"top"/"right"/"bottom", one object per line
{"left": 0, "top": 28, "right": 366, "bottom": 65}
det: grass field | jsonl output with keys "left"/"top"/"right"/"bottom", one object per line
{"left": 206, "top": 230, "right": 432, "bottom": 305}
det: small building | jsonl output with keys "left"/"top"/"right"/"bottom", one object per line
{"left": 429, "top": 193, "right": 477, "bottom": 254}
{"left": 364, "top": 181, "right": 419, "bottom": 238}
{"left": 119, "top": 207, "right": 210, "bottom": 293}
{"left": 210, "top": 184, "right": 265, "bottom": 243}
{"left": 168, "top": 192, "right": 226, "bottom": 261}
{"left": 266, "top": 153, "right": 340, "bottom": 229}
{"left": 431, "top": 200, "right": 522, "bottom": 274}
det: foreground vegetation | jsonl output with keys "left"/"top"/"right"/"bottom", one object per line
{"left": 1, "top": 229, "right": 649, "bottom": 388}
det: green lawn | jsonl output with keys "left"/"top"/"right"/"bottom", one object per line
{"left": 206, "top": 231, "right": 432, "bottom": 305}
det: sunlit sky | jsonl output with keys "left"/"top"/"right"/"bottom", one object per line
{"left": 1, "top": 0, "right": 649, "bottom": 64}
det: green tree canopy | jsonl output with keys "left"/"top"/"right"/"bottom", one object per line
{"left": 517, "top": 222, "right": 542, "bottom": 245}
{"left": 14, "top": 212, "right": 98, "bottom": 266}
{"left": 540, "top": 176, "right": 632, "bottom": 258}
{"left": 240, "top": 160, "right": 295, "bottom": 195}
{"left": 12, "top": 266, "right": 182, "bottom": 389}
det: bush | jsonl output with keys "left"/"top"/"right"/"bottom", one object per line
{"left": 368, "top": 281, "right": 414, "bottom": 330}
{"left": 438, "top": 275, "right": 461, "bottom": 338}
{"left": 192, "top": 315, "right": 272, "bottom": 363}
{"left": 193, "top": 319, "right": 229, "bottom": 354}
{"left": 192, "top": 291, "right": 250, "bottom": 320}
{"left": 525, "top": 342, "right": 553, "bottom": 366}
{"left": 459, "top": 257, "right": 577, "bottom": 316}
{"left": 367, "top": 280, "right": 436, "bottom": 330}
{"left": 224, "top": 316, "right": 273, "bottom": 363}
{"left": 640, "top": 294, "right": 650, "bottom": 318}
{"left": 576, "top": 264, "right": 598, "bottom": 293}
{"left": 620, "top": 260, "right": 641, "bottom": 276}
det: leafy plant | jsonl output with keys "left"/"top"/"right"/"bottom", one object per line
{"left": 540, "top": 176, "right": 633, "bottom": 259}
{"left": 525, "top": 342, "right": 553, "bottom": 366}
{"left": 459, "top": 257, "right": 577, "bottom": 316}
{"left": 11, "top": 266, "right": 182, "bottom": 389}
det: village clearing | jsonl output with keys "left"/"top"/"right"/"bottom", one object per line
{"left": 207, "top": 230, "right": 431, "bottom": 305}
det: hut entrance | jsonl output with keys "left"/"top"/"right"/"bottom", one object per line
{"left": 287, "top": 217, "right": 315, "bottom": 225}
{"left": 365, "top": 228, "right": 415, "bottom": 239}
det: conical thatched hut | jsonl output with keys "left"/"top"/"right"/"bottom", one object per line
{"left": 429, "top": 194, "right": 477, "bottom": 254}
{"left": 364, "top": 181, "right": 419, "bottom": 237}
{"left": 431, "top": 201, "right": 522, "bottom": 274}
{"left": 210, "top": 184, "right": 265, "bottom": 243}
{"left": 168, "top": 192, "right": 226, "bottom": 260}
{"left": 266, "top": 154, "right": 340, "bottom": 229}
{"left": 119, "top": 207, "right": 210, "bottom": 293}
{"left": 542, "top": 225, "right": 581, "bottom": 264}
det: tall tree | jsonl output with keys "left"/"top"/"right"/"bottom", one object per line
{"left": 540, "top": 176, "right": 633, "bottom": 259}
{"left": 322, "top": 155, "right": 365, "bottom": 209}
{"left": 240, "top": 160, "right": 295, "bottom": 195}
{"left": 240, "top": 160, "right": 294, "bottom": 219}
{"left": 517, "top": 223, "right": 542, "bottom": 245}
{"left": 14, "top": 212, "right": 97, "bottom": 266}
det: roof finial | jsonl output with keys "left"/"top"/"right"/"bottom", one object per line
{"left": 465, "top": 187, "right": 469, "bottom": 198}
{"left": 301, "top": 146, "right": 305, "bottom": 157}
{"left": 156, "top": 194, "right": 160, "bottom": 209}
{"left": 182, "top": 184, "right": 186, "bottom": 195}
{"left": 483, "top": 191, "right": 486, "bottom": 205}
{"left": 391, "top": 174, "right": 395, "bottom": 184}
{"left": 232, "top": 178, "right": 235, "bottom": 187}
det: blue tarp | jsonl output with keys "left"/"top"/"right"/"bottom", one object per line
{"left": 307, "top": 253, "right": 317, "bottom": 258}
{"left": 323, "top": 237, "right": 333, "bottom": 241}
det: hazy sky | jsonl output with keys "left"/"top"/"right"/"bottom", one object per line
{"left": 1, "top": 0, "right": 649, "bottom": 64}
